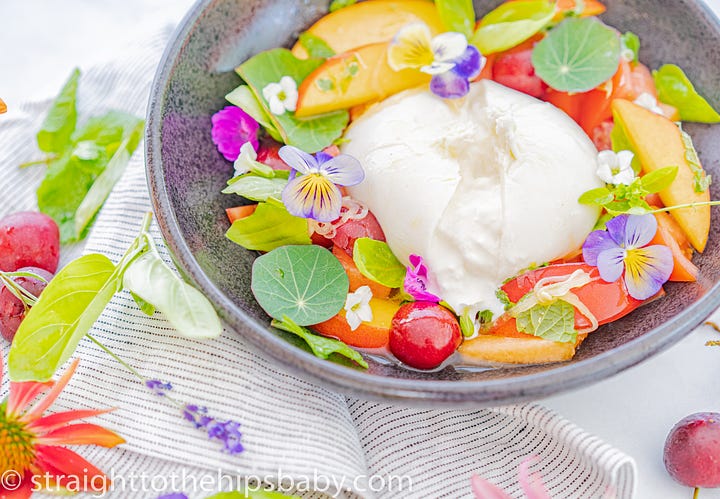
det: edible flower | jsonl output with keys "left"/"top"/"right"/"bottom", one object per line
{"left": 279, "top": 145, "right": 365, "bottom": 222}
{"left": 387, "top": 23, "right": 484, "bottom": 99}
{"left": 0, "top": 358, "right": 124, "bottom": 497}
{"left": 211, "top": 105, "right": 260, "bottom": 161}
{"left": 633, "top": 92, "right": 664, "bottom": 116}
{"left": 344, "top": 286, "right": 373, "bottom": 331}
{"left": 404, "top": 254, "right": 440, "bottom": 302}
{"left": 471, "top": 456, "right": 550, "bottom": 499}
{"left": 233, "top": 142, "right": 261, "bottom": 177}
{"left": 582, "top": 214, "right": 673, "bottom": 300}
{"left": 262, "top": 76, "right": 298, "bottom": 115}
{"left": 596, "top": 150, "right": 636, "bottom": 186}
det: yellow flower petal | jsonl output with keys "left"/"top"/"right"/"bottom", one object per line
{"left": 387, "top": 23, "right": 434, "bottom": 71}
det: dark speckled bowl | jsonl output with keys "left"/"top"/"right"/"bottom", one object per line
{"left": 147, "top": 0, "right": 720, "bottom": 406}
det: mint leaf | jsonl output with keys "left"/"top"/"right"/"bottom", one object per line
{"left": 472, "top": 0, "right": 555, "bottom": 55}
{"left": 222, "top": 174, "right": 288, "bottom": 201}
{"left": 515, "top": 300, "right": 577, "bottom": 343}
{"left": 621, "top": 31, "right": 640, "bottom": 63}
{"left": 298, "top": 32, "right": 335, "bottom": 59}
{"left": 236, "top": 49, "right": 349, "bottom": 152}
{"left": 653, "top": 64, "right": 720, "bottom": 123}
{"left": 328, "top": 0, "right": 357, "bottom": 12}
{"left": 252, "top": 245, "right": 349, "bottom": 325}
{"left": 226, "top": 199, "right": 311, "bottom": 251}
{"left": 272, "top": 316, "right": 367, "bottom": 368}
{"left": 37, "top": 68, "right": 80, "bottom": 153}
{"left": 352, "top": 238, "right": 406, "bottom": 288}
{"left": 225, "top": 85, "right": 283, "bottom": 142}
{"left": 578, "top": 187, "right": 614, "bottom": 206}
{"left": 436, "top": 0, "right": 476, "bottom": 38}
{"left": 532, "top": 18, "right": 621, "bottom": 92}
{"left": 639, "top": 166, "right": 678, "bottom": 194}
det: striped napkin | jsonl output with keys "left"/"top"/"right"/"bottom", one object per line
{"left": 0, "top": 26, "right": 636, "bottom": 499}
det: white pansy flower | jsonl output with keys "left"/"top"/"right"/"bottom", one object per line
{"left": 262, "top": 76, "right": 298, "bottom": 115}
{"left": 344, "top": 285, "right": 373, "bottom": 331}
{"left": 232, "top": 142, "right": 257, "bottom": 177}
{"left": 421, "top": 31, "right": 467, "bottom": 75}
{"left": 597, "top": 150, "right": 636, "bottom": 186}
{"left": 634, "top": 92, "right": 664, "bottom": 116}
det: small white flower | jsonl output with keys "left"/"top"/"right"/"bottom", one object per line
{"left": 634, "top": 92, "right": 664, "bottom": 116}
{"left": 597, "top": 150, "right": 636, "bottom": 186}
{"left": 232, "top": 142, "right": 257, "bottom": 177}
{"left": 262, "top": 76, "right": 298, "bottom": 115}
{"left": 344, "top": 285, "right": 373, "bottom": 331}
{"left": 421, "top": 32, "right": 467, "bottom": 75}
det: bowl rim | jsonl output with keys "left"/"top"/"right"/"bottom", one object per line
{"left": 145, "top": 0, "right": 720, "bottom": 407}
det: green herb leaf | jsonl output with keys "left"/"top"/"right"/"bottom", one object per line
{"left": 8, "top": 254, "right": 119, "bottom": 381}
{"left": 272, "top": 316, "right": 367, "bottom": 368}
{"left": 679, "top": 126, "right": 712, "bottom": 193}
{"left": 130, "top": 291, "right": 156, "bottom": 316}
{"left": 123, "top": 249, "right": 222, "bottom": 339}
{"left": 620, "top": 31, "right": 640, "bottom": 63}
{"left": 639, "top": 166, "right": 678, "bottom": 194}
{"left": 37, "top": 68, "right": 80, "bottom": 153}
{"left": 225, "top": 85, "right": 283, "bottom": 142}
{"left": 578, "top": 187, "right": 614, "bottom": 206}
{"left": 515, "top": 299, "right": 577, "bottom": 343}
{"left": 222, "top": 174, "right": 288, "bottom": 201}
{"left": 496, "top": 288, "right": 514, "bottom": 310}
{"left": 352, "top": 238, "right": 405, "bottom": 288}
{"left": 298, "top": 32, "right": 336, "bottom": 59}
{"left": 532, "top": 17, "right": 621, "bottom": 92}
{"left": 329, "top": 0, "right": 357, "bottom": 12}
{"left": 479, "top": 309, "right": 494, "bottom": 324}
{"left": 459, "top": 310, "right": 475, "bottom": 338}
{"left": 236, "top": 49, "right": 349, "bottom": 152}
{"left": 225, "top": 199, "right": 311, "bottom": 251}
{"left": 471, "top": 0, "right": 555, "bottom": 55}
{"left": 593, "top": 212, "right": 613, "bottom": 231}
{"left": 436, "top": 0, "right": 476, "bottom": 39}
{"left": 251, "top": 245, "right": 349, "bottom": 325}
{"left": 653, "top": 64, "right": 720, "bottom": 123}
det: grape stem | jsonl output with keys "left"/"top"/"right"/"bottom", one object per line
{"left": 694, "top": 487, "right": 700, "bottom": 499}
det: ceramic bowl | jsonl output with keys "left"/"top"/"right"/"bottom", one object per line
{"left": 146, "top": 0, "right": 720, "bottom": 406}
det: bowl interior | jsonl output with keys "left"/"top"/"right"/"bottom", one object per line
{"left": 147, "top": 0, "right": 720, "bottom": 406}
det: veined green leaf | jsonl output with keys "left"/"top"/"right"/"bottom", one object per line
{"left": 653, "top": 64, "right": 720, "bottom": 123}
{"left": 222, "top": 174, "right": 288, "bottom": 201}
{"left": 352, "top": 238, "right": 406, "bottom": 288}
{"left": 236, "top": 49, "right": 349, "bottom": 152}
{"left": 225, "top": 199, "right": 311, "bottom": 251}
{"left": 37, "top": 68, "right": 80, "bottom": 153}
{"left": 272, "top": 317, "right": 367, "bottom": 368}
{"left": 8, "top": 254, "right": 119, "bottom": 381}
{"left": 225, "top": 85, "right": 283, "bottom": 142}
{"left": 578, "top": 187, "right": 614, "bottom": 206}
{"left": 639, "top": 166, "right": 678, "bottom": 194}
{"left": 532, "top": 17, "right": 621, "bottom": 92}
{"left": 472, "top": 0, "right": 555, "bottom": 55}
{"left": 436, "top": 0, "right": 476, "bottom": 39}
{"left": 515, "top": 299, "right": 577, "bottom": 343}
{"left": 298, "top": 32, "right": 335, "bottom": 59}
{"left": 252, "top": 245, "right": 349, "bottom": 325}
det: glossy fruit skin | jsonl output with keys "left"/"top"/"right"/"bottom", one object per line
{"left": 492, "top": 48, "right": 547, "bottom": 98}
{"left": 664, "top": 412, "right": 720, "bottom": 488}
{"left": 0, "top": 211, "right": 60, "bottom": 273}
{"left": 0, "top": 267, "right": 54, "bottom": 342}
{"left": 389, "top": 302, "right": 462, "bottom": 370}
{"left": 331, "top": 211, "right": 386, "bottom": 256}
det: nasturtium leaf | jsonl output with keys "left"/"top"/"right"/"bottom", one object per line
{"left": 515, "top": 299, "right": 577, "bottom": 343}
{"left": 272, "top": 316, "right": 368, "bottom": 368}
{"left": 237, "top": 49, "right": 349, "bottom": 152}
{"left": 298, "top": 32, "right": 335, "bottom": 59}
{"left": 225, "top": 85, "right": 283, "bottom": 142}
{"left": 436, "top": 0, "right": 476, "bottom": 39}
{"left": 252, "top": 245, "right": 349, "bottom": 325}
{"left": 639, "top": 166, "right": 678, "bottom": 194}
{"left": 653, "top": 64, "right": 720, "bottom": 123}
{"left": 532, "top": 17, "right": 621, "bottom": 92}
{"left": 352, "top": 238, "right": 406, "bottom": 288}
{"left": 8, "top": 254, "right": 119, "bottom": 382}
{"left": 222, "top": 174, "right": 288, "bottom": 201}
{"left": 226, "top": 199, "right": 311, "bottom": 251}
{"left": 37, "top": 68, "right": 80, "bottom": 153}
{"left": 472, "top": 0, "right": 555, "bottom": 55}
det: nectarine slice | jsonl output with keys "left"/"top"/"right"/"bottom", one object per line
{"left": 332, "top": 245, "right": 392, "bottom": 299}
{"left": 458, "top": 334, "right": 587, "bottom": 365}
{"left": 311, "top": 298, "right": 400, "bottom": 348}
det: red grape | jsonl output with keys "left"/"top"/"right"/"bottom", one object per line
{"left": 0, "top": 267, "right": 54, "bottom": 342}
{"left": 0, "top": 211, "right": 60, "bottom": 273}
{"left": 332, "top": 211, "right": 386, "bottom": 256}
{"left": 664, "top": 412, "right": 720, "bottom": 489}
{"left": 389, "top": 302, "right": 462, "bottom": 370}
{"left": 492, "top": 48, "right": 547, "bottom": 98}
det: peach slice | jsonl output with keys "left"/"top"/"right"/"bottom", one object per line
{"left": 332, "top": 245, "right": 393, "bottom": 299}
{"left": 311, "top": 297, "right": 400, "bottom": 348}
{"left": 458, "top": 334, "right": 587, "bottom": 365}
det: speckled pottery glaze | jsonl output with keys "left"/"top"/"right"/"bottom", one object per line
{"left": 146, "top": 0, "right": 720, "bottom": 407}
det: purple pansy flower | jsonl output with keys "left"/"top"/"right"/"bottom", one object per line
{"left": 279, "top": 145, "right": 365, "bottom": 223}
{"left": 582, "top": 214, "right": 673, "bottom": 300}
{"left": 211, "top": 105, "right": 259, "bottom": 161}
{"left": 404, "top": 254, "right": 441, "bottom": 302}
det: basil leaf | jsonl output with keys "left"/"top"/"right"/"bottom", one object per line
{"left": 298, "top": 32, "right": 335, "bottom": 59}
{"left": 621, "top": 31, "right": 640, "bottom": 63}
{"left": 252, "top": 245, "right": 349, "bottom": 325}
{"left": 123, "top": 250, "right": 222, "bottom": 339}
{"left": 653, "top": 64, "right": 720, "bottom": 123}
{"left": 37, "top": 68, "right": 80, "bottom": 154}
{"left": 472, "top": 0, "right": 555, "bottom": 55}
{"left": 352, "top": 238, "right": 405, "bottom": 288}
{"left": 225, "top": 200, "right": 311, "bottom": 251}
{"left": 272, "top": 317, "right": 367, "bottom": 368}
{"left": 436, "top": 0, "right": 475, "bottom": 39}
{"left": 515, "top": 300, "right": 577, "bottom": 343}
{"left": 225, "top": 85, "right": 283, "bottom": 142}
{"left": 236, "top": 49, "right": 349, "bottom": 152}
{"left": 329, "top": 0, "right": 357, "bottom": 12}
{"left": 222, "top": 174, "right": 288, "bottom": 201}
{"left": 8, "top": 254, "right": 119, "bottom": 381}
{"left": 131, "top": 291, "right": 156, "bottom": 316}
{"left": 532, "top": 17, "right": 621, "bottom": 92}
{"left": 578, "top": 187, "right": 614, "bottom": 206}
{"left": 639, "top": 166, "right": 678, "bottom": 194}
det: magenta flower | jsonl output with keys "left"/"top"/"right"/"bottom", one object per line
{"left": 404, "top": 254, "right": 440, "bottom": 302}
{"left": 582, "top": 214, "right": 673, "bottom": 300}
{"left": 211, "top": 105, "right": 259, "bottom": 161}
{"left": 279, "top": 145, "right": 365, "bottom": 222}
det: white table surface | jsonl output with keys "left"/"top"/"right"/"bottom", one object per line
{"left": 2, "top": 1, "right": 720, "bottom": 498}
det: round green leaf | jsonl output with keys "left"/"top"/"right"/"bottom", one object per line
{"left": 532, "top": 17, "right": 621, "bottom": 93}
{"left": 251, "top": 245, "right": 349, "bottom": 325}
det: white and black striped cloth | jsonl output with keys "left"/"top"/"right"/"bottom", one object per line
{"left": 0, "top": 28, "right": 635, "bottom": 499}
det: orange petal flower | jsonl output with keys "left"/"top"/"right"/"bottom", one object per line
{"left": 0, "top": 358, "right": 125, "bottom": 497}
